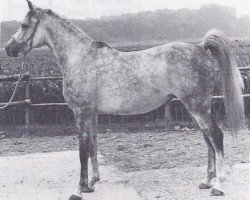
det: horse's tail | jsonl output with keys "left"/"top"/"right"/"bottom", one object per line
{"left": 202, "top": 29, "right": 246, "bottom": 136}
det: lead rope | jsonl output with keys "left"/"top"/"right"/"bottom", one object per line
{"left": 0, "top": 61, "right": 27, "bottom": 110}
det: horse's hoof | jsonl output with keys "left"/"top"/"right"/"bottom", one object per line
{"left": 199, "top": 182, "right": 212, "bottom": 189}
{"left": 68, "top": 194, "right": 82, "bottom": 200}
{"left": 80, "top": 186, "right": 95, "bottom": 193}
{"left": 210, "top": 188, "right": 224, "bottom": 196}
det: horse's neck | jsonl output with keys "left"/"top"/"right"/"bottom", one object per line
{"left": 45, "top": 17, "right": 93, "bottom": 74}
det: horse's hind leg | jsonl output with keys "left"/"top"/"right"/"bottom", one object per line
{"left": 207, "top": 119, "right": 225, "bottom": 196}
{"left": 199, "top": 133, "right": 216, "bottom": 189}
{"left": 191, "top": 112, "right": 225, "bottom": 196}
{"left": 89, "top": 115, "right": 100, "bottom": 189}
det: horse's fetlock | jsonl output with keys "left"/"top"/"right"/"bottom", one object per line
{"left": 219, "top": 176, "right": 226, "bottom": 183}
{"left": 79, "top": 179, "right": 88, "bottom": 187}
{"left": 208, "top": 171, "right": 216, "bottom": 179}
{"left": 217, "top": 174, "right": 226, "bottom": 183}
{"left": 92, "top": 176, "right": 100, "bottom": 182}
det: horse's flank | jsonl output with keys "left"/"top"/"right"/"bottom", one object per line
{"left": 44, "top": 11, "right": 215, "bottom": 115}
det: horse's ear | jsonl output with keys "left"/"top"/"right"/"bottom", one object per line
{"left": 26, "top": 0, "right": 34, "bottom": 10}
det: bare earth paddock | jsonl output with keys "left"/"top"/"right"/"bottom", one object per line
{"left": 0, "top": 129, "right": 249, "bottom": 200}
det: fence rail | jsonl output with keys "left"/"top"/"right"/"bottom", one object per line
{"left": 1, "top": 65, "right": 250, "bottom": 130}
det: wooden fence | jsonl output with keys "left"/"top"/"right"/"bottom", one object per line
{"left": 1, "top": 66, "right": 250, "bottom": 131}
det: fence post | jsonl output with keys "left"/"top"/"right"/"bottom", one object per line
{"left": 165, "top": 102, "right": 172, "bottom": 131}
{"left": 25, "top": 74, "right": 30, "bottom": 131}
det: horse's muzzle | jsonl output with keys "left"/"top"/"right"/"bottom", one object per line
{"left": 5, "top": 37, "right": 20, "bottom": 57}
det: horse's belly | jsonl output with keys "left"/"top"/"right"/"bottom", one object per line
{"left": 97, "top": 88, "right": 167, "bottom": 115}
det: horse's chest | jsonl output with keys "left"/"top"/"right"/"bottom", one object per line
{"left": 62, "top": 74, "right": 97, "bottom": 108}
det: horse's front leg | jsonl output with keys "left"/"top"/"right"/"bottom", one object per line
{"left": 70, "top": 108, "right": 97, "bottom": 200}
{"left": 74, "top": 108, "right": 96, "bottom": 196}
{"left": 78, "top": 121, "right": 93, "bottom": 194}
{"left": 89, "top": 114, "right": 100, "bottom": 189}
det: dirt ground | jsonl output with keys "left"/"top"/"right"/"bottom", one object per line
{"left": 0, "top": 129, "right": 249, "bottom": 199}
{"left": 126, "top": 163, "right": 249, "bottom": 200}
{"left": 0, "top": 129, "right": 249, "bottom": 171}
{"left": 0, "top": 151, "right": 142, "bottom": 200}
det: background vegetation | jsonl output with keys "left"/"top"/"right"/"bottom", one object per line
{"left": 1, "top": 5, "right": 250, "bottom": 47}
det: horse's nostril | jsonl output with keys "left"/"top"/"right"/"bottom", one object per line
{"left": 5, "top": 46, "right": 9, "bottom": 54}
{"left": 5, "top": 48, "right": 11, "bottom": 56}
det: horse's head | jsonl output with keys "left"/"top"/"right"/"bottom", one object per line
{"left": 5, "top": 0, "right": 49, "bottom": 57}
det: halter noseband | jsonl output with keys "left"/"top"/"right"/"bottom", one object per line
{"left": 11, "top": 9, "right": 48, "bottom": 51}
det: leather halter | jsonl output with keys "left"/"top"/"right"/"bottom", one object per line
{"left": 11, "top": 9, "right": 48, "bottom": 51}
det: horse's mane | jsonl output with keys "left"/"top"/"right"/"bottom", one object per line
{"left": 45, "top": 9, "right": 92, "bottom": 42}
{"left": 43, "top": 9, "right": 113, "bottom": 50}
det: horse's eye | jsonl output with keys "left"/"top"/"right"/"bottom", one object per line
{"left": 21, "top": 24, "right": 28, "bottom": 29}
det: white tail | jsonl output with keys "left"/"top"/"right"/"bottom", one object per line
{"left": 202, "top": 30, "right": 246, "bottom": 136}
